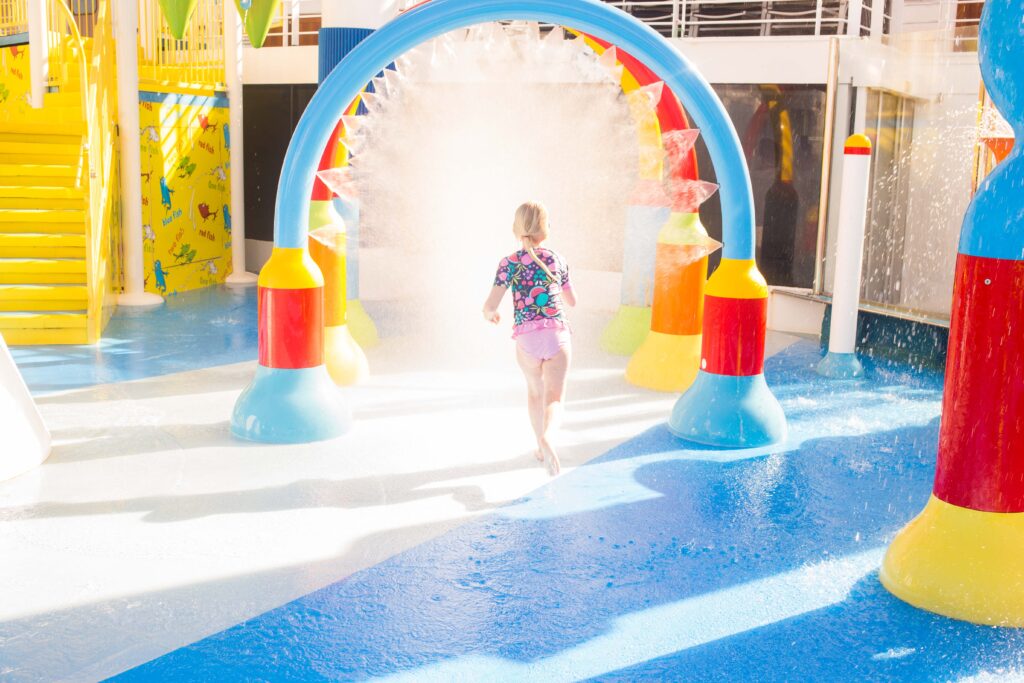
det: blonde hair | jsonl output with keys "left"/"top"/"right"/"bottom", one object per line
{"left": 512, "top": 202, "right": 556, "bottom": 282}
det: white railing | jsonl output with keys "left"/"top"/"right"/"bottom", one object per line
{"left": 898, "top": 0, "right": 983, "bottom": 33}
{"left": 265, "top": 0, "right": 982, "bottom": 43}
{"left": 241, "top": 0, "right": 320, "bottom": 47}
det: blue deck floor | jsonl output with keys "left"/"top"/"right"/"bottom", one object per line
{"left": 112, "top": 342, "right": 1024, "bottom": 681}
{"left": 10, "top": 286, "right": 258, "bottom": 396}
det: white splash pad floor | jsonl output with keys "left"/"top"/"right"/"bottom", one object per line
{"left": 0, "top": 313, "right": 801, "bottom": 681}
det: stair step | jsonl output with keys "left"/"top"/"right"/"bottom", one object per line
{"left": 42, "top": 91, "right": 84, "bottom": 108}
{"left": 0, "top": 196, "right": 85, "bottom": 210}
{"left": 0, "top": 233, "right": 86, "bottom": 258}
{"left": 0, "top": 283, "right": 87, "bottom": 311}
{"left": 0, "top": 311, "right": 87, "bottom": 330}
{"left": 0, "top": 283, "right": 87, "bottom": 302}
{"left": 0, "top": 258, "right": 87, "bottom": 284}
{"left": 0, "top": 186, "right": 84, "bottom": 199}
{"left": 0, "top": 326, "right": 89, "bottom": 345}
{"left": 0, "top": 121, "right": 85, "bottom": 136}
{"left": 0, "top": 176, "right": 79, "bottom": 189}
{"left": 0, "top": 222, "right": 86, "bottom": 235}
{"left": 0, "top": 152, "right": 85, "bottom": 166}
{"left": 0, "top": 208, "right": 86, "bottom": 224}
{"left": 0, "top": 140, "right": 84, "bottom": 157}
{"left": 0, "top": 164, "right": 79, "bottom": 178}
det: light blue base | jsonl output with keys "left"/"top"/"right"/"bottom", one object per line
{"left": 668, "top": 370, "right": 787, "bottom": 448}
{"left": 816, "top": 351, "right": 865, "bottom": 379}
{"left": 231, "top": 365, "right": 352, "bottom": 444}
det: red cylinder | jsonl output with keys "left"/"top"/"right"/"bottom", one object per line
{"left": 258, "top": 286, "right": 324, "bottom": 369}
{"left": 701, "top": 295, "right": 768, "bottom": 376}
{"left": 934, "top": 254, "right": 1024, "bottom": 513}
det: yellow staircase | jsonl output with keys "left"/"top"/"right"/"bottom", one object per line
{"left": 0, "top": 109, "right": 92, "bottom": 343}
{"left": 0, "top": 0, "right": 121, "bottom": 346}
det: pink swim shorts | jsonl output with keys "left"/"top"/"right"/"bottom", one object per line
{"left": 516, "top": 326, "right": 572, "bottom": 361}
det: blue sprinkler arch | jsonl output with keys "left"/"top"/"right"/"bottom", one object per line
{"left": 273, "top": 0, "right": 757, "bottom": 261}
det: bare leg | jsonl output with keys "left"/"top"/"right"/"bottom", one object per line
{"left": 539, "top": 344, "right": 571, "bottom": 476}
{"left": 516, "top": 345, "right": 545, "bottom": 461}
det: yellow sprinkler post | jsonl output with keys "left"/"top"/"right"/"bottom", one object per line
{"left": 308, "top": 200, "right": 369, "bottom": 386}
{"left": 626, "top": 130, "right": 720, "bottom": 393}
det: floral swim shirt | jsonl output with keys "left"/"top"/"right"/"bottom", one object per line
{"left": 493, "top": 248, "right": 573, "bottom": 337}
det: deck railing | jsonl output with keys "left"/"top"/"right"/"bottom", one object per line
{"left": 138, "top": 0, "right": 225, "bottom": 92}
{"left": 0, "top": 0, "right": 27, "bottom": 37}
{"left": 240, "top": 0, "right": 320, "bottom": 47}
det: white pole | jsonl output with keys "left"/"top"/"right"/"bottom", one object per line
{"left": 224, "top": 0, "right": 257, "bottom": 285}
{"left": 818, "top": 134, "right": 873, "bottom": 379}
{"left": 114, "top": 0, "right": 163, "bottom": 306}
{"left": 25, "top": 0, "right": 47, "bottom": 109}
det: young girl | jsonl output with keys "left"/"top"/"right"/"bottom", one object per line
{"left": 483, "top": 202, "right": 576, "bottom": 476}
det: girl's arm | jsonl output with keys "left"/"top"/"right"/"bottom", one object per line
{"left": 562, "top": 285, "right": 577, "bottom": 308}
{"left": 482, "top": 285, "right": 507, "bottom": 324}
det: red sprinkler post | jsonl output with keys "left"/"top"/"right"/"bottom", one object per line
{"left": 880, "top": 0, "right": 1024, "bottom": 626}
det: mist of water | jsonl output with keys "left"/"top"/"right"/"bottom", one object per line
{"left": 336, "top": 23, "right": 642, "bottom": 363}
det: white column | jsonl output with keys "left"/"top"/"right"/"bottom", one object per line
{"left": 114, "top": 0, "right": 163, "bottom": 306}
{"left": 25, "top": 0, "right": 47, "bottom": 109}
{"left": 818, "top": 135, "right": 872, "bottom": 378}
{"left": 224, "top": 0, "right": 257, "bottom": 285}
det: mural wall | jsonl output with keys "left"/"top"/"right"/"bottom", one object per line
{"left": 139, "top": 92, "right": 233, "bottom": 295}
{"left": 0, "top": 43, "right": 31, "bottom": 123}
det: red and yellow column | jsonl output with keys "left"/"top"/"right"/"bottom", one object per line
{"left": 230, "top": 246, "right": 352, "bottom": 443}
{"left": 879, "top": 0, "right": 1024, "bottom": 626}
{"left": 668, "top": 258, "right": 786, "bottom": 446}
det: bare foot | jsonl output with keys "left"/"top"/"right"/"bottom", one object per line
{"left": 539, "top": 439, "right": 561, "bottom": 476}
{"left": 534, "top": 448, "right": 544, "bottom": 462}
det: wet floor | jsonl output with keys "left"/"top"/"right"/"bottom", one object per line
{"left": 3, "top": 287, "right": 1022, "bottom": 681}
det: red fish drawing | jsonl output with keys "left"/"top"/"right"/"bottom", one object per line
{"left": 198, "top": 114, "right": 219, "bottom": 134}
{"left": 197, "top": 202, "right": 219, "bottom": 221}
{"left": 9, "top": 46, "right": 24, "bottom": 59}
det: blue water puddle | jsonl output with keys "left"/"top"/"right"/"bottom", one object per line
{"left": 10, "top": 286, "right": 258, "bottom": 396}
{"left": 114, "top": 340, "right": 1024, "bottom": 681}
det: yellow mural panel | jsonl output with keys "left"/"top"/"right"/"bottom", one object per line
{"left": 139, "top": 92, "right": 233, "bottom": 295}
{"left": 0, "top": 43, "right": 32, "bottom": 122}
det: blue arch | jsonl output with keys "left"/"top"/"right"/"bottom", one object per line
{"left": 274, "top": 0, "right": 757, "bottom": 261}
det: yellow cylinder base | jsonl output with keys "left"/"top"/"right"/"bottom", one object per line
{"left": 324, "top": 324, "right": 370, "bottom": 386}
{"left": 346, "top": 298, "right": 379, "bottom": 349}
{"left": 881, "top": 494, "right": 1024, "bottom": 626}
{"left": 625, "top": 330, "right": 702, "bottom": 393}
{"left": 601, "top": 305, "right": 653, "bottom": 356}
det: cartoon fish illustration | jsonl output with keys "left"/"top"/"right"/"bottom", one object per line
{"left": 222, "top": 204, "right": 232, "bottom": 232}
{"left": 159, "top": 177, "right": 174, "bottom": 210}
{"left": 9, "top": 45, "right": 24, "bottom": 59}
{"left": 143, "top": 224, "right": 155, "bottom": 242}
{"left": 176, "top": 156, "right": 197, "bottom": 179}
{"left": 140, "top": 125, "right": 159, "bottom": 143}
{"left": 173, "top": 243, "right": 197, "bottom": 263}
{"left": 208, "top": 165, "right": 227, "bottom": 182}
{"left": 197, "top": 203, "right": 219, "bottom": 222}
{"left": 203, "top": 261, "right": 218, "bottom": 275}
{"left": 153, "top": 260, "right": 170, "bottom": 294}
{"left": 198, "top": 114, "right": 219, "bottom": 134}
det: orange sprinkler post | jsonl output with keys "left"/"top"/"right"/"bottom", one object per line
{"left": 626, "top": 130, "right": 720, "bottom": 393}
{"left": 308, "top": 214, "right": 369, "bottom": 386}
